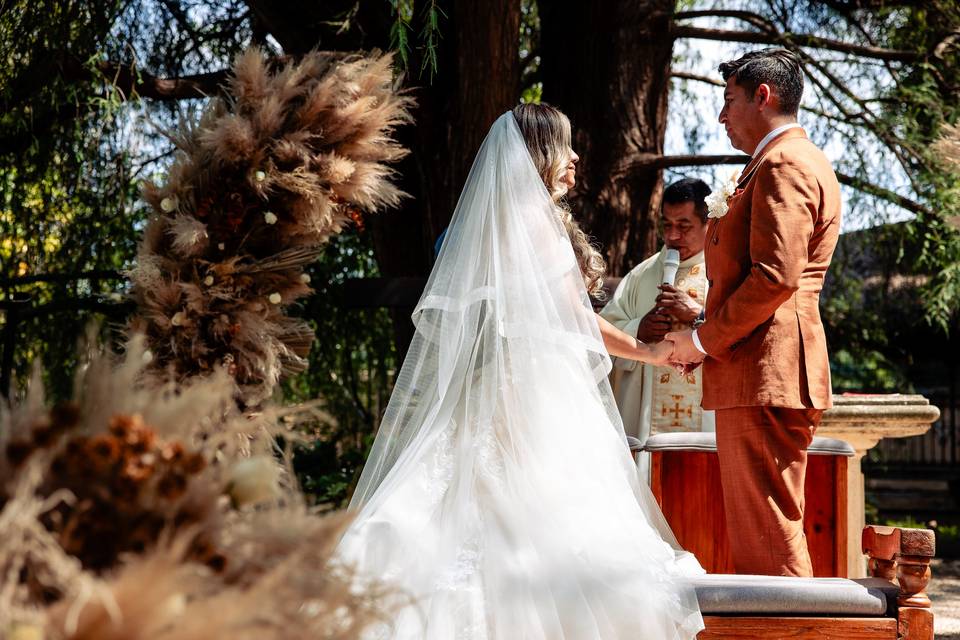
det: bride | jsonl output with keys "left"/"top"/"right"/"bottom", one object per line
{"left": 335, "top": 103, "right": 704, "bottom": 639}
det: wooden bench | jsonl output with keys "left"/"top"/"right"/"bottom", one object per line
{"left": 692, "top": 524, "right": 935, "bottom": 639}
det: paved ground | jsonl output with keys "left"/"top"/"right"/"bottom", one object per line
{"left": 933, "top": 558, "right": 960, "bottom": 639}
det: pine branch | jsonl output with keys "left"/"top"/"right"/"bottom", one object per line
{"left": 56, "top": 56, "right": 230, "bottom": 101}
{"left": 671, "top": 24, "right": 923, "bottom": 62}
{"left": 673, "top": 9, "right": 779, "bottom": 34}
{"left": 653, "top": 154, "right": 749, "bottom": 168}
{"left": 835, "top": 171, "right": 932, "bottom": 216}
{"left": 90, "top": 59, "right": 230, "bottom": 101}
{"left": 670, "top": 71, "right": 723, "bottom": 87}
{"left": 797, "top": 52, "right": 928, "bottom": 195}
{"left": 616, "top": 154, "right": 749, "bottom": 175}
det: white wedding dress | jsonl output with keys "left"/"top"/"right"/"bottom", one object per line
{"left": 335, "top": 113, "right": 704, "bottom": 639}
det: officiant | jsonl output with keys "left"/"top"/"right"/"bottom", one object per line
{"left": 600, "top": 178, "right": 715, "bottom": 478}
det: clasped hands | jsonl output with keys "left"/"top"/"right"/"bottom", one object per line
{"left": 640, "top": 285, "right": 705, "bottom": 373}
{"left": 649, "top": 329, "right": 705, "bottom": 374}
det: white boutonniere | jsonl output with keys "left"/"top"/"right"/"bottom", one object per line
{"left": 706, "top": 170, "right": 741, "bottom": 219}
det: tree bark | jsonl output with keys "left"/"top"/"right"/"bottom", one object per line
{"left": 402, "top": 0, "right": 523, "bottom": 248}
{"left": 539, "top": 0, "right": 677, "bottom": 276}
{"left": 369, "top": 0, "right": 521, "bottom": 353}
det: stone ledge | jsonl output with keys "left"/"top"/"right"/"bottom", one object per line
{"left": 821, "top": 394, "right": 940, "bottom": 442}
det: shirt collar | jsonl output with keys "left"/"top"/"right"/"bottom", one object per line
{"left": 752, "top": 123, "right": 803, "bottom": 157}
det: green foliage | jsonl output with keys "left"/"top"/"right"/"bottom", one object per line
{"left": 388, "top": 0, "right": 413, "bottom": 71}
{"left": 830, "top": 349, "right": 910, "bottom": 393}
{"left": 875, "top": 2, "right": 960, "bottom": 331}
{"left": 913, "top": 209, "right": 960, "bottom": 334}
{"left": 388, "top": 0, "right": 445, "bottom": 81}
{"left": 881, "top": 515, "right": 960, "bottom": 543}
{"left": 283, "top": 230, "right": 398, "bottom": 507}
{"left": 418, "top": 1, "right": 446, "bottom": 81}
{"left": 819, "top": 219, "right": 948, "bottom": 394}
{"left": 519, "top": 0, "right": 540, "bottom": 101}
{"left": 0, "top": 1, "right": 145, "bottom": 397}
{"left": 521, "top": 83, "right": 543, "bottom": 104}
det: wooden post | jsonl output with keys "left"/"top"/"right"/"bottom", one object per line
{"left": 862, "top": 525, "right": 935, "bottom": 640}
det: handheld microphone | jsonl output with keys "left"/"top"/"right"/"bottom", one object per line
{"left": 662, "top": 249, "right": 681, "bottom": 286}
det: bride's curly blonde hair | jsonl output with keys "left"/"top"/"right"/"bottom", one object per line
{"left": 512, "top": 103, "right": 606, "bottom": 297}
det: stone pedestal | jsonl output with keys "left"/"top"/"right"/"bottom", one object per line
{"left": 819, "top": 394, "right": 941, "bottom": 578}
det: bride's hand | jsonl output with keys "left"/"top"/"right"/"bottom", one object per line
{"left": 646, "top": 339, "right": 675, "bottom": 366}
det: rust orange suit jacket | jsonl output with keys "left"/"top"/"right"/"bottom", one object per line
{"left": 699, "top": 128, "right": 841, "bottom": 411}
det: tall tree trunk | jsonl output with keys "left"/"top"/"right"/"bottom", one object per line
{"left": 395, "top": 0, "right": 522, "bottom": 259}
{"left": 539, "top": 0, "right": 676, "bottom": 275}
{"left": 369, "top": 0, "right": 522, "bottom": 353}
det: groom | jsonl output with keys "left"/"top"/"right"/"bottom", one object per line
{"left": 665, "top": 49, "right": 841, "bottom": 577}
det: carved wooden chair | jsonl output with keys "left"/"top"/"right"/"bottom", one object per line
{"left": 693, "top": 525, "right": 934, "bottom": 639}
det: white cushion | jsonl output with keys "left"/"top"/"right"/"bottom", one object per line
{"left": 640, "top": 432, "right": 855, "bottom": 457}
{"left": 693, "top": 575, "right": 896, "bottom": 615}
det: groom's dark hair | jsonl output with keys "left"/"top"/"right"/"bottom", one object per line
{"left": 718, "top": 48, "right": 804, "bottom": 115}
{"left": 663, "top": 178, "right": 711, "bottom": 223}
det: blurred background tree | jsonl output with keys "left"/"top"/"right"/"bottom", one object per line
{"left": 2, "top": 0, "right": 958, "bottom": 505}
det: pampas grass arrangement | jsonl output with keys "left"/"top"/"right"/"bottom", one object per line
{"left": 0, "top": 334, "right": 396, "bottom": 639}
{"left": 932, "top": 123, "right": 960, "bottom": 230}
{"left": 128, "top": 47, "right": 413, "bottom": 405}
{"left": 934, "top": 123, "right": 960, "bottom": 170}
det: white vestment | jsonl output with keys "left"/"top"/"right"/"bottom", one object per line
{"left": 600, "top": 248, "right": 715, "bottom": 480}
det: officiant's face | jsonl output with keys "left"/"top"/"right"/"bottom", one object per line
{"left": 661, "top": 201, "right": 707, "bottom": 261}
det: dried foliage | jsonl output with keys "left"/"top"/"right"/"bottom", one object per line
{"left": 0, "top": 333, "right": 396, "bottom": 638}
{"left": 932, "top": 123, "right": 960, "bottom": 232}
{"left": 128, "top": 47, "right": 413, "bottom": 405}
{"left": 934, "top": 123, "right": 960, "bottom": 171}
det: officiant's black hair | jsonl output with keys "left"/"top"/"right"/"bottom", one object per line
{"left": 718, "top": 48, "right": 803, "bottom": 115}
{"left": 663, "top": 178, "right": 711, "bottom": 222}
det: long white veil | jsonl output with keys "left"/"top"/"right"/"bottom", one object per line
{"left": 341, "top": 111, "right": 702, "bottom": 639}
{"left": 349, "top": 111, "right": 688, "bottom": 553}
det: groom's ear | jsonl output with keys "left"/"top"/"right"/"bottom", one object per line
{"left": 755, "top": 83, "right": 773, "bottom": 109}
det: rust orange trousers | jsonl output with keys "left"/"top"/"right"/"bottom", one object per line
{"left": 715, "top": 405, "right": 824, "bottom": 577}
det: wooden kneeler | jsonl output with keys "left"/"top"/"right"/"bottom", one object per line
{"left": 637, "top": 432, "right": 854, "bottom": 577}
{"left": 693, "top": 525, "right": 935, "bottom": 639}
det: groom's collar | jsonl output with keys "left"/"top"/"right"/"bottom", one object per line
{"left": 752, "top": 122, "right": 802, "bottom": 157}
{"left": 737, "top": 125, "right": 807, "bottom": 188}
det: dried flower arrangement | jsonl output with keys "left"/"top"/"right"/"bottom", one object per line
{"left": 128, "top": 47, "right": 413, "bottom": 406}
{"left": 934, "top": 123, "right": 960, "bottom": 170}
{"left": 0, "top": 335, "right": 396, "bottom": 639}
{"left": 931, "top": 124, "right": 960, "bottom": 231}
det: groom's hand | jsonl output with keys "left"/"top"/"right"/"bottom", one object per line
{"left": 663, "top": 329, "right": 706, "bottom": 366}
{"left": 646, "top": 339, "right": 675, "bottom": 366}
